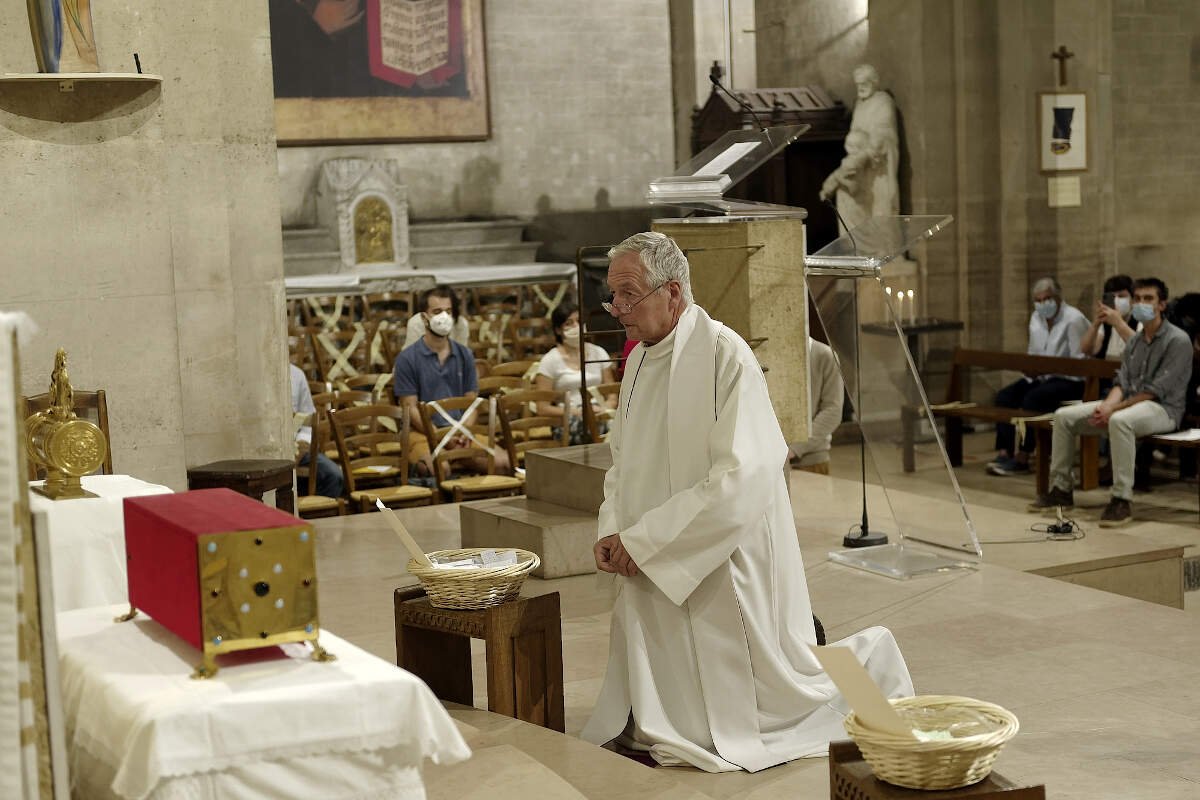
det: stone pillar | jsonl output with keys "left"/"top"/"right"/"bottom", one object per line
{"left": 0, "top": 2, "right": 290, "bottom": 489}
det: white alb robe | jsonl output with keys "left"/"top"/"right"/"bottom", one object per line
{"left": 581, "top": 304, "right": 913, "bottom": 772}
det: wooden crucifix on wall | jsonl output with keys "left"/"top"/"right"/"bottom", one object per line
{"left": 1051, "top": 45, "right": 1074, "bottom": 87}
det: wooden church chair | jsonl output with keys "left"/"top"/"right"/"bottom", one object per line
{"left": 418, "top": 395, "right": 524, "bottom": 503}
{"left": 328, "top": 404, "right": 434, "bottom": 513}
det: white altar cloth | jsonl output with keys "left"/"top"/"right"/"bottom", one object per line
{"left": 58, "top": 605, "right": 471, "bottom": 800}
{"left": 29, "top": 474, "right": 172, "bottom": 613}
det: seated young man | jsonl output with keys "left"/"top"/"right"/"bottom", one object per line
{"left": 1030, "top": 278, "right": 1193, "bottom": 527}
{"left": 394, "top": 286, "right": 509, "bottom": 476}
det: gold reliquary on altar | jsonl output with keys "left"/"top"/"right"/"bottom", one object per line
{"left": 26, "top": 348, "right": 108, "bottom": 500}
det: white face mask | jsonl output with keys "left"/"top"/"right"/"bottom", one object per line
{"left": 427, "top": 311, "right": 454, "bottom": 337}
{"left": 1113, "top": 296, "right": 1131, "bottom": 315}
{"left": 562, "top": 325, "right": 580, "bottom": 346}
{"left": 1034, "top": 299, "right": 1058, "bottom": 320}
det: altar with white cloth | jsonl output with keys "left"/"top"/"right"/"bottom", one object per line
{"left": 29, "top": 474, "right": 172, "bottom": 613}
{"left": 58, "top": 605, "right": 471, "bottom": 800}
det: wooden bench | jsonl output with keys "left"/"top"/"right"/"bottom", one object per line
{"left": 905, "top": 349, "right": 1118, "bottom": 482}
{"left": 1030, "top": 415, "right": 1200, "bottom": 520}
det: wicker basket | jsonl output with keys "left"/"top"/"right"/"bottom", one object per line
{"left": 844, "top": 695, "right": 1019, "bottom": 790}
{"left": 407, "top": 548, "right": 540, "bottom": 609}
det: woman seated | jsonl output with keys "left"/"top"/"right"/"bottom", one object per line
{"left": 533, "top": 303, "right": 616, "bottom": 444}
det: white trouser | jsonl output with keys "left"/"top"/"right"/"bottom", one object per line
{"left": 1050, "top": 400, "right": 1174, "bottom": 501}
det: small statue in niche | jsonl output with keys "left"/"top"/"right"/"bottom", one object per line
{"left": 821, "top": 64, "right": 900, "bottom": 232}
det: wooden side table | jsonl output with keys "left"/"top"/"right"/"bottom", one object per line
{"left": 394, "top": 587, "right": 565, "bottom": 732}
{"left": 830, "top": 740, "right": 1044, "bottom": 799}
{"left": 186, "top": 459, "right": 295, "bottom": 513}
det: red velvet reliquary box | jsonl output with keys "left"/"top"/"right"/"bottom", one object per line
{"left": 121, "top": 488, "right": 333, "bottom": 678}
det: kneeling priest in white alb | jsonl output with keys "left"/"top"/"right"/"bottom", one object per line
{"left": 581, "top": 232, "right": 913, "bottom": 772}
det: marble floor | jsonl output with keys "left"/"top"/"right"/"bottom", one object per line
{"left": 314, "top": 430, "right": 1200, "bottom": 799}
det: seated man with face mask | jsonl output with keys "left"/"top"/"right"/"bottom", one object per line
{"left": 402, "top": 285, "right": 469, "bottom": 350}
{"left": 1031, "top": 277, "right": 1193, "bottom": 526}
{"left": 395, "top": 286, "right": 508, "bottom": 475}
{"left": 988, "top": 276, "right": 1090, "bottom": 476}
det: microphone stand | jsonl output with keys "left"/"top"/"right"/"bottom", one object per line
{"left": 708, "top": 63, "right": 767, "bottom": 132}
{"left": 824, "top": 198, "right": 887, "bottom": 549}
{"left": 843, "top": 281, "right": 888, "bottom": 548}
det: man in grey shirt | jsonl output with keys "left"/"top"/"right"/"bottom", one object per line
{"left": 1031, "top": 277, "right": 1193, "bottom": 526}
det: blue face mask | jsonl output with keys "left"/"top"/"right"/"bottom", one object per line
{"left": 1131, "top": 302, "right": 1157, "bottom": 323}
{"left": 1034, "top": 299, "right": 1058, "bottom": 320}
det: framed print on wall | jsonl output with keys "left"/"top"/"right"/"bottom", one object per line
{"left": 270, "top": 0, "right": 490, "bottom": 145}
{"left": 1039, "top": 92, "right": 1087, "bottom": 173}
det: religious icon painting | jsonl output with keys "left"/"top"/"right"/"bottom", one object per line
{"left": 270, "top": 0, "right": 490, "bottom": 144}
{"left": 1038, "top": 92, "right": 1087, "bottom": 173}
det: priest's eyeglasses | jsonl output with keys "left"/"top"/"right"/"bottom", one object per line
{"left": 602, "top": 283, "right": 665, "bottom": 316}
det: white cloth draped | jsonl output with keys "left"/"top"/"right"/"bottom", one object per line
{"left": 581, "top": 304, "right": 913, "bottom": 772}
{"left": 58, "top": 606, "right": 471, "bottom": 800}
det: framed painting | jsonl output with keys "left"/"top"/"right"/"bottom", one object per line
{"left": 1038, "top": 92, "right": 1087, "bottom": 173}
{"left": 270, "top": 0, "right": 490, "bottom": 145}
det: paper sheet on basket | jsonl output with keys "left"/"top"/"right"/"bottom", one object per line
{"left": 812, "top": 645, "right": 916, "bottom": 739}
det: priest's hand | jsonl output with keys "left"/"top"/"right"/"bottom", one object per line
{"left": 594, "top": 533, "right": 639, "bottom": 577}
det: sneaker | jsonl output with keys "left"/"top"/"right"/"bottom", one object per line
{"left": 1027, "top": 487, "right": 1075, "bottom": 512}
{"left": 1098, "top": 498, "right": 1133, "bottom": 528}
{"left": 987, "top": 457, "right": 1030, "bottom": 476}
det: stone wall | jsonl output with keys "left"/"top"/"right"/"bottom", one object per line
{"left": 755, "top": 0, "right": 868, "bottom": 104}
{"left": 275, "top": 0, "right": 675, "bottom": 248}
{"left": 758, "top": 0, "right": 1130, "bottom": 364}
{"left": 0, "top": 0, "right": 289, "bottom": 489}
{"left": 1112, "top": 0, "right": 1200, "bottom": 296}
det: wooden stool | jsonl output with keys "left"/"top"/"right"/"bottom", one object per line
{"left": 394, "top": 587, "right": 564, "bottom": 732}
{"left": 186, "top": 459, "right": 295, "bottom": 513}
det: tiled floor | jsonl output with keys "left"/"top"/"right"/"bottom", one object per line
{"left": 314, "top": 431, "right": 1200, "bottom": 799}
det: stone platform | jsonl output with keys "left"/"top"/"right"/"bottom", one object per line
{"left": 460, "top": 444, "right": 610, "bottom": 578}
{"left": 796, "top": 472, "right": 1192, "bottom": 609}
{"left": 314, "top": 499, "right": 1200, "bottom": 799}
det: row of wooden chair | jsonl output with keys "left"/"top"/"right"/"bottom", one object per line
{"left": 289, "top": 314, "right": 561, "bottom": 384}
{"left": 288, "top": 284, "right": 573, "bottom": 331}
{"left": 296, "top": 387, "right": 578, "bottom": 518}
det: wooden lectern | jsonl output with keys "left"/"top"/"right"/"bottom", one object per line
{"left": 646, "top": 125, "right": 812, "bottom": 443}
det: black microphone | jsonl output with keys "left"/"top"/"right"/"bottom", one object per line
{"left": 709, "top": 73, "right": 767, "bottom": 133}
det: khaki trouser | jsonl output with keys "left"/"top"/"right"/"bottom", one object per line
{"left": 1050, "top": 400, "right": 1173, "bottom": 501}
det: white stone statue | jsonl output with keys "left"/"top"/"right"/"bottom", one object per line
{"left": 820, "top": 64, "right": 900, "bottom": 233}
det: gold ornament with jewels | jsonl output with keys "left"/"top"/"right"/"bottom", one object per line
{"left": 26, "top": 348, "right": 107, "bottom": 500}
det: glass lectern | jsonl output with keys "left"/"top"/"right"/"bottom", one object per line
{"left": 806, "top": 216, "right": 982, "bottom": 578}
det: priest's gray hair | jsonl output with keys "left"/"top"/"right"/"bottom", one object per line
{"left": 1031, "top": 276, "right": 1062, "bottom": 299}
{"left": 607, "top": 232, "right": 694, "bottom": 305}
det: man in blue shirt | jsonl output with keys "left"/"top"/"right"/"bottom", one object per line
{"left": 395, "top": 286, "right": 477, "bottom": 456}
{"left": 394, "top": 286, "right": 509, "bottom": 475}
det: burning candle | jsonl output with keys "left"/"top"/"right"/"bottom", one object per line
{"left": 907, "top": 289, "right": 916, "bottom": 325}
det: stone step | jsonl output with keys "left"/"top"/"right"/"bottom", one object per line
{"left": 409, "top": 218, "right": 531, "bottom": 248}
{"left": 410, "top": 241, "right": 543, "bottom": 268}
{"left": 459, "top": 497, "right": 597, "bottom": 579}
{"left": 524, "top": 444, "right": 610, "bottom": 513}
{"left": 283, "top": 250, "right": 342, "bottom": 276}
{"left": 282, "top": 227, "right": 337, "bottom": 256}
